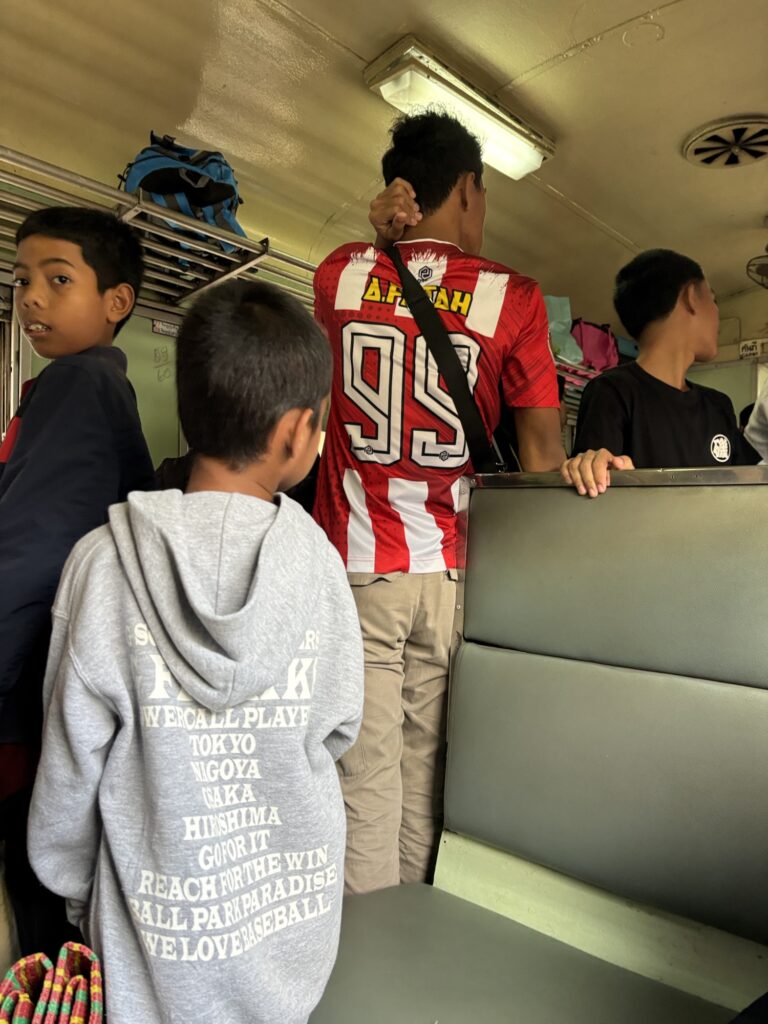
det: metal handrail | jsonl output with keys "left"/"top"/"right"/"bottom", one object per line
{"left": 470, "top": 466, "right": 768, "bottom": 488}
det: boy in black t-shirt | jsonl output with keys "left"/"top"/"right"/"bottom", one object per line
{"left": 562, "top": 249, "right": 757, "bottom": 497}
{"left": 0, "top": 207, "right": 154, "bottom": 956}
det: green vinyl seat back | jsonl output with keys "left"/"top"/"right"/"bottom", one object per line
{"left": 447, "top": 469, "right": 768, "bottom": 945}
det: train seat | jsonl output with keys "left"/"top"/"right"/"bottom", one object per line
{"left": 312, "top": 470, "right": 768, "bottom": 1023}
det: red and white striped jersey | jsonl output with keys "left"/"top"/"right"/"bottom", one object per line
{"left": 313, "top": 240, "right": 557, "bottom": 573}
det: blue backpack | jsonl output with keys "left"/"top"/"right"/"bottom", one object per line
{"left": 120, "top": 132, "right": 246, "bottom": 252}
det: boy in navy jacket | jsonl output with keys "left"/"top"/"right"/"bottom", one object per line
{"left": 0, "top": 206, "right": 154, "bottom": 956}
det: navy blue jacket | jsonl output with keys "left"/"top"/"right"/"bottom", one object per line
{"left": 0, "top": 345, "right": 154, "bottom": 745}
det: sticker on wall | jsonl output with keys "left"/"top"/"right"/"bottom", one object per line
{"left": 152, "top": 319, "right": 180, "bottom": 338}
{"left": 738, "top": 338, "right": 767, "bottom": 359}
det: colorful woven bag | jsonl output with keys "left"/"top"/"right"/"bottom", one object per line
{"left": 0, "top": 944, "right": 103, "bottom": 1024}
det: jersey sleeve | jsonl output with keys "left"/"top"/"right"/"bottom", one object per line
{"left": 313, "top": 254, "right": 339, "bottom": 332}
{"left": 500, "top": 283, "right": 558, "bottom": 408}
{"left": 572, "top": 375, "right": 629, "bottom": 456}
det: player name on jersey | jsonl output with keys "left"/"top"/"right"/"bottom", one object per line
{"left": 362, "top": 274, "right": 473, "bottom": 317}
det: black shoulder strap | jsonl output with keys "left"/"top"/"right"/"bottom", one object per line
{"left": 385, "top": 245, "right": 505, "bottom": 474}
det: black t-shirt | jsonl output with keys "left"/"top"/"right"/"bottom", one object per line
{"left": 572, "top": 361, "right": 757, "bottom": 468}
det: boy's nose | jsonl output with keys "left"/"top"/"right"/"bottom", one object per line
{"left": 19, "top": 286, "right": 45, "bottom": 310}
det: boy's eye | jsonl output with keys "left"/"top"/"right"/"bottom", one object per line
{"left": 52, "top": 275, "right": 71, "bottom": 285}
{"left": 11, "top": 278, "right": 27, "bottom": 288}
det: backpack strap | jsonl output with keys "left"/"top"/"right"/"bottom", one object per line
{"left": 385, "top": 245, "right": 506, "bottom": 474}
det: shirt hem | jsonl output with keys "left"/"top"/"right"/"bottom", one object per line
{"left": 345, "top": 557, "right": 456, "bottom": 573}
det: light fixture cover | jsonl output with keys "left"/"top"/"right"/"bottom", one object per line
{"left": 365, "top": 37, "right": 554, "bottom": 181}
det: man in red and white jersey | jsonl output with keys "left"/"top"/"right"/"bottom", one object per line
{"left": 313, "top": 112, "right": 565, "bottom": 894}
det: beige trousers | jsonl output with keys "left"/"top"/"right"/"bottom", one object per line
{"left": 339, "top": 570, "right": 457, "bottom": 894}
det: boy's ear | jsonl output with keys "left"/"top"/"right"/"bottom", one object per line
{"left": 457, "top": 172, "right": 472, "bottom": 211}
{"left": 286, "top": 408, "right": 316, "bottom": 457}
{"left": 106, "top": 283, "right": 136, "bottom": 326}
{"left": 272, "top": 407, "right": 315, "bottom": 459}
{"left": 681, "top": 282, "right": 699, "bottom": 316}
{"left": 458, "top": 171, "right": 484, "bottom": 212}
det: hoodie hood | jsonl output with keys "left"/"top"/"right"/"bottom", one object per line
{"left": 109, "top": 490, "right": 328, "bottom": 711}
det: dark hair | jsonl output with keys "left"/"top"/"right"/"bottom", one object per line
{"left": 16, "top": 207, "right": 144, "bottom": 336}
{"left": 381, "top": 111, "right": 484, "bottom": 215}
{"left": 613, "top": 249, "right": 705, "bottom": 340}
{"left": 176, "top": 280, "right": 331, "bottom": 468}
{"left": 740, "top": 403, "right": 755, "bottom": 430}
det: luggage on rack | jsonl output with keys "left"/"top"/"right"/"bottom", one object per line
{"left": 120, "top": 131, "right": 246, "bottom": 253}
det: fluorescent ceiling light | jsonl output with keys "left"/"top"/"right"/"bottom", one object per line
{"left": 365, "top": 36, "right": 554, "bottom": 181}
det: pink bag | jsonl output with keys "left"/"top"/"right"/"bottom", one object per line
{"left": 571, "top": 319, "right": 619, "bottom": 373}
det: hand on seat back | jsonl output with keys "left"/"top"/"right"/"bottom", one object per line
{"left": 560, "top": 449, "right": 635, "bottom": 498}
{"left": 369, "top": 178, "right": 422, "bottom": 246}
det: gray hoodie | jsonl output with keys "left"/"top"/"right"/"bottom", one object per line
{"left": 29, "top": 490, "right": 363, "bottom": 1024}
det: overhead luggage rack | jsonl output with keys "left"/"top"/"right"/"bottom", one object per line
{"left": 0, "top": 146, "right": 316, "bottom": 315}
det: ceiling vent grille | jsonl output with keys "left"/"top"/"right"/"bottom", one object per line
{"left": 747, "top": 250, "right": 768, "bottom": 290}
{"left": 683, "top": 117, "right": 768, "bottom": 168}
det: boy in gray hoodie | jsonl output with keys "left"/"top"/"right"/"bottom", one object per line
{"left": 27, "top": 281, "right": 364, "bottom": 1024}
